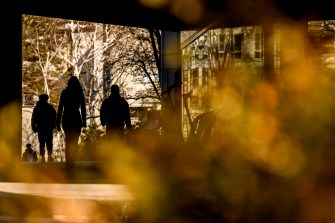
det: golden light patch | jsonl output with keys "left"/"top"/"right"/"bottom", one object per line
{"left": 138, "top": 0, "right": 168, "bottom": 9}
{"left": 171, "top": 0, "right": 204, "bottom": 25}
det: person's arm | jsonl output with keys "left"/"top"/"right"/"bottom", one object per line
{"left": 31, "top": 107, "right": 37, "bottom": 133}
{"left": 100, "top": 100, "right": 107, "bottom": 126}
{"left": 56, "top": 91, "right": 64, "bottom": 131}
{"left": 51, "top": 105, "right": 57, "bottom": 129}
{"left": 124, "top": 100, "right": 132, "bottom": 129}
{"left": 80, "top": 93, "right": 87, "bottom": 128}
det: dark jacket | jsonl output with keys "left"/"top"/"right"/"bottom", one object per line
{"left": 56, "top": 87, "right": 87, "bottom": 130}
{"left": 100, "top": 94, "right": 131, "bottom": 130}
{"left": 31, "top": 100, "right": 57, "bottom": 133}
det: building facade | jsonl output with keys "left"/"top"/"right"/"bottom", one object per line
{"left": 163, "top": 20, "right": 335, "bottom": 141}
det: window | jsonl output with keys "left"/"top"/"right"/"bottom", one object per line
{"left": 219, "top": 34, "right": 225, "bottom": 52}
{"left": 191, "top": 68, "right": 199, "bottom": 89}
{"left": 234, "top": 33, "right": 243, "bottom": 59}
{"left": 255, "top": 33, "right": 262, "bottom": 58}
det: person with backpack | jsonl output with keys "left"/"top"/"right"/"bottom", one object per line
{"left": 22, "top": 143, "right": 38, "bottom": 162}
{"left": 31, "top": 94, "right": 57, "bottom": 162}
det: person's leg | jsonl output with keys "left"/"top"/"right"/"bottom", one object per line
{"left": 106, "top": 126, "right": 124, "bottom": 143}
{"left": 70, "top": 128, "right": 81, "bottom": 163}
{"left": 46, "top": 130, "right": 54, "bottom": 161}
{"left": 105, "top": 126, "right": 115, "bottom": 142}
{"left": 63, "top": 129, "right": 71, "bottom": 164}
{"left": 115, "top": 128, "right": 125, "bottom": 143}
{"left": 38, "top": 132, "right": 46, "bottom": 162}
{"left": 64, "top": 128, "right": 81, "bottom": 165}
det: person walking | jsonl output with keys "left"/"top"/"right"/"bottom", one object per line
{"left": 56, "top": 75, "right": 87, "bottom": 166}
{"left": 31, "top": 94, "right": 57, "bottom": 162}
{"left": 100, "top": 84, "right": 132, "bottom": 143}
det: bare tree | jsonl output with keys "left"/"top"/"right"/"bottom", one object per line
{"left": 22, "top": 15, "right": 69, "bottom": 106}
{"left": 57, "top": 22, "right": 147, "bottom": 124}
{"left": 23, "top": 16, "right": 163, "bottom": 130}
{"left": 104, "top": 27, "right": 161, "bottom": 106}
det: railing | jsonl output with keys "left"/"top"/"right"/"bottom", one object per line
{"left": 187, "top": 108, "right": 238, "bottom": 145}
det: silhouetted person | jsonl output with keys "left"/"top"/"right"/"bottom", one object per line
{"left": 22, "top": 143, "right": 38, "bottom": 162}
{"left": 31, "top": 94, "right": 57, "bottom": 162}
{"left": 56, "top": 75, "right": 87, "bottom": 166}
{"left": 100, "top": 84, "right": 131, "bottom": 142}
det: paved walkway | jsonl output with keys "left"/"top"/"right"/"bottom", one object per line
{"left": 4, "top": 161, "right": 120, "bottom": 184}
{"left": 0, "top": 182, "right": 135, "bottom": 223}
{"left": 0, "top": 182, "right": 134, "bottom": 200}
{"left": 0, "top": 161, "right": 137, "bottom": 222}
